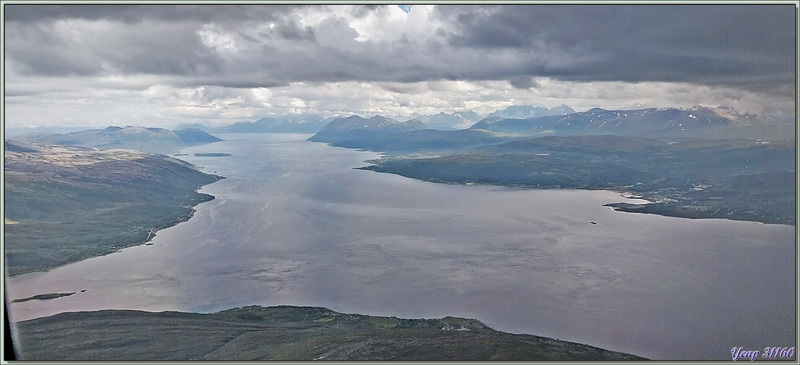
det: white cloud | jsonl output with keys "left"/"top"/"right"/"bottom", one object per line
{"left": 4, "top": 76, "right": 794, "bottom": 130}
{"left": 346, "top": 5, "right": 441, "bottom": 42}
{"left": 198, "top": 24, "right": 240, "bottom": 54}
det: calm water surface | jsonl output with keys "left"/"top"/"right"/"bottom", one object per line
{"left": 6, "top": 133, "right": 795, "bottom": 360}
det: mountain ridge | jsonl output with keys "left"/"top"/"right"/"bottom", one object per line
{"left": 29, "top": 126, "right": 222, "bottom": 154}
{"left": 223, "top": 113, "right": 330, "bottom": 133}
{"left": 487, "top": 104, "right": 576, "bottom": 120}
{"left": 469, "top": 105, "right": 790, "bottom": 139}
{"left": 307, "top": 115, "right": 428, "bottom": 145}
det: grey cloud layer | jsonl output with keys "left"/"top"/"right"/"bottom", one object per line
{"left": 5, "top": 4, "right": 794, "bottom": 95}
{"left": 436, "top": 5, "right": 794, "bottom": 87}
{"left": 4, "top": 5, "right": 298, "bottom": 23}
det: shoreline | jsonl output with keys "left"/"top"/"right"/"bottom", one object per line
{"left": 6, "top": 189, "right": 218, "bottom": 279}
{"left": 358, "top": 165, "right": 795, "bottom": 226}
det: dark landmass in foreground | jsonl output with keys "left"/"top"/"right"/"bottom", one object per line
{"left": 4, "top": 140, "right": 223, "bottom": 275}
{"left": 13, "top": 305, "right": 646, "bottom": 361}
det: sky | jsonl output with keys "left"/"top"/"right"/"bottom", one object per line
{"left": 3, "top": 4, "right": 796, "bottom": 129}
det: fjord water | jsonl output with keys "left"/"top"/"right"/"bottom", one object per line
{"left": 7, "top": 134, "right": 794, "bottom": 360}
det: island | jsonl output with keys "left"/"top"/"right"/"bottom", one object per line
{"left": 11, "top": 292, "right": 76, "bottom": 303}
{"left": 194, "top": 152, "right": 231, "bottom": 157}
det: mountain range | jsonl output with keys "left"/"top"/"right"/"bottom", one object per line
{"left": 11, "top": 104, "right": 794, "bottom": 143}
{"left": 222, "top": 113, "right": 331, "bottom": 133}
{"left": 220, "top": 104, "right": 789, "bottom": 139}
{"left": 469, "top": 106, "right": 769, "bottom": 138}
{"left": 408, "top": 111, "right": 483, "bottom": 130}
{"left": 169, "top": 105, "right": 580, "bottom": 134}
{"left": 306, "top": 105, "right": 794, "bottom": 225}
{"left": 308, "top": 105, "right": 793, "bottom": 151}
{"left": 15, "top": 104, "right": 792, "bottom": 158}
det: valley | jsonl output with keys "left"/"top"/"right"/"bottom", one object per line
{"left": 4, "top": 105, "right": 795, "bottom": 361}
{"left": 4, "top": 4, "right": 795, "bottom": 361}
{"left": 6, "top": 133, "right": 794, "bottom": 360}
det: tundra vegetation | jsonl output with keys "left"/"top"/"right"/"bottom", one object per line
{"left": 13, "top": 306, "right": 646, "bottom": 361}
{"left": 4, "top": 140, "right": 222, "bottom": 275}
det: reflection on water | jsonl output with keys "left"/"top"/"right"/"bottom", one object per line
{"left": 6, "top": 133, "right": 795, "bottom": 360}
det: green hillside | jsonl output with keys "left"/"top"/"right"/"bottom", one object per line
{"left": 13, "top": 305, "right": 645, "bottom": 361}
{"left": 4, "top": 140, "right": 222, "bottom": 275}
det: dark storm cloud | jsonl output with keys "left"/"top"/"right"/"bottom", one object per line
{"left": 435, "top": 5, "right": 795, "bottom": 90}
{"left": 3, "top": 4, "right": 311, "bottom": 78}
{"left": 274, "top": 23, "right": 316, "bottom": 41}
{"left": 5, "top": 20, "right": 225, "bottom": 76}
{"left": 4, "top": 4, "right": 794, "bottom": 96}
{"left": 508, "top": 76, "right": 541, "bottom": 89}
{"left": 3, "top": 4, "right": 298, "bottom": 23}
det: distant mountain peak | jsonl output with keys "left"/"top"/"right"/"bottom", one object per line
{"left": 685, "top": 104, "right": 721, "bottom": 112}
{"left": 416, "top": 112, "right": 476, "bottom": 130}
{"left": 550, "top": 104, "right": 576, "bottom": 114}
{"left": 452, "top": 110, "right": 483, "bottom": 123}
{"left": 368, "top": 115, "right": 398, "bottom": 122}
{"left": 487, "top": 104, "right": 575, "bottom": 120}
{"left": 308, "top": 115, "right": 427, "bottom": 143}
{"left": 225, "top": 113, "right": 330, "bottom": 133}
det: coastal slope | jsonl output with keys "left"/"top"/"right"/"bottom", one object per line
{"left": 361, "top": 136, "right": 795, "bottom": 225}
{"left": 4, "top": 140, "right": 222, "bottom": 275}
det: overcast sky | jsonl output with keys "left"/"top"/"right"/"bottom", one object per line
{"left": 3, "top": 4, "right": 796, "bottom": 129}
